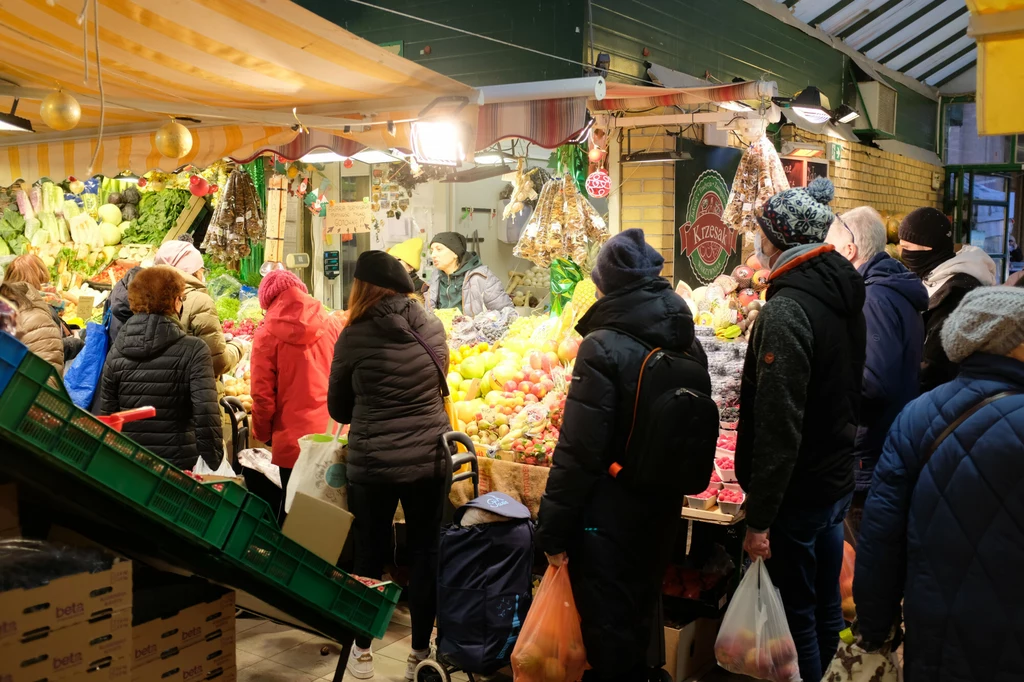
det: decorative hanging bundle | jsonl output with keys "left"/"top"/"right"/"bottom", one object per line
{"left": 722, "top": 135, "right": 790, "bottom": 233}
{"left": 202, "top": 167, "right": 265, "bottom": 263}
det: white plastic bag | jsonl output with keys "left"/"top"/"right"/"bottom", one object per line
{"left": 714, "top": 558, "right": 800, "bottom": 682}
{"left": 237, "top": 448, "right": 281, "bottom": 489}
{"left": 192, "top": 456, "right": 237, "bottom": 477}
{"left": 285, "top": 425, "right": 347, "bottom": 513}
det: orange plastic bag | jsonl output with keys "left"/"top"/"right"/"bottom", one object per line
{"left": 511, "top": 564, "right": 587, "bottom": 682}
{"left": 840, "top": 541, "right": 856, "bottom": 621}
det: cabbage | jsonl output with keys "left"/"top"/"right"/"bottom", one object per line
{"left": 97, "top": 203, "right": 122, "bottom": 225}
{"left": 100, "top": 222, "right": 122, "bottom": 246}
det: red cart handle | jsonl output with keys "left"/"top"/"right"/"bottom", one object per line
{"left": 113, "top": 406, "right": 156, "bottom": 423}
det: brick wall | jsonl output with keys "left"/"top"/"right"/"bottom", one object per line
{"left": 780, "top": 129, "right": 943, "bottom": 215}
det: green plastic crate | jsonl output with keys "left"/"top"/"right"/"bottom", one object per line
{"left": 0, "top": 350, "right": 245, "bottom": 548}
{"left": 224, "top": 496, "right": 401, "bottom": 640}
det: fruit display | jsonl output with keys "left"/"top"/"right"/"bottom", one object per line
{"left": 683, "top": 264, "right": 766, "bottom": 339}
{"left": 222, "top": 373, "right": 252, "bottom": 413}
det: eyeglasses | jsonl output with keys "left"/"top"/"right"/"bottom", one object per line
{"left": 836, "top": 216, "right": 855, "bottom": 245}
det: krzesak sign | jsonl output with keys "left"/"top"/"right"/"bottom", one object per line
{"left": 679, "top": 170, "right": 738, "bottom": 285}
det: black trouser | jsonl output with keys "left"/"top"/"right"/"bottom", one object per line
{"left": 348, "top": 477, "right": 446, "bottom": 651}
{"left": 277, "top": 467, "right": 292, "bottom": 526}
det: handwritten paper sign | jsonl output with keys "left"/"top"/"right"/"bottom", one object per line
{"left": 325, "top": 201, "right": 372, "bottom": 235}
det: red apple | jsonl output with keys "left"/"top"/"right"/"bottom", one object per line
{"left": 529, "top": 370, "right": 544, "bottom": 384}
{"left": 524, "top": 394, "right": 539, "bottom": 403}
{"left": 531, "top": 384, "right": 548, "bottom": 399}
{"left": 528, "top": 352, "right": 543, "bottom": 371}
{"left": 557, "top": 337, "right": 580, "bottom": 362}
{"left": 518, "top": 381, "right": 533, "bottom": 393}
{"left": 503, "top": 380, "right": 519, "bottom": 392}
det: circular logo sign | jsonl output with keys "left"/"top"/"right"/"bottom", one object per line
{"left": 679, "top": 171, "right": 738, "bottom": 284}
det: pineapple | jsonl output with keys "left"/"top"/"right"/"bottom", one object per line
{"left": 570, "top": 277, "right": 598, "bottom": 318}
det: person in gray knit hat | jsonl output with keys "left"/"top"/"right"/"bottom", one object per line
{"left": 737, "top": 177, "right": 867, "bottom": 682}
{"left": 853, "top": 284, "right": 1024, "bottom": 680}
{"left": 941, "top": 286, "right": 1024, "bottom": 362}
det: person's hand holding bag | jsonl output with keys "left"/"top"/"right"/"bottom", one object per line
{"left": 511, "top": 563, "right": 587, "bottom": 682}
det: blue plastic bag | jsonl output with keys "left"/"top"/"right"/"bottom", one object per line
{"left": 64, "top": 321, "right": 108, "bottom": 409}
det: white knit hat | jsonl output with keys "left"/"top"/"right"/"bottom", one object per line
{"left": 941, "top": 287, "right": 1024, "bottom": 363}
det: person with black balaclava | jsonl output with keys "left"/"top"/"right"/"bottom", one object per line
{"left": 425, "top": 232, "right": 512, "bottom": 316}
{"left": 898, "top": 208, "right": 996, "bottom": 392}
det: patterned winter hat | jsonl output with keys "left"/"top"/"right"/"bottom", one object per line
{"left": 757, "top": 178, "right": 836, "bottom": 251}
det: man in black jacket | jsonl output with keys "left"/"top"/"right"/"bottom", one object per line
{"left": 736, "top": 179, "right": 866, "bottom": 682}
{"left": 537, "top": 229, "right": 710, "bottom": 682}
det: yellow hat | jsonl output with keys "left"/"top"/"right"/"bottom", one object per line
{"left": 388, "top": 237, "right": 423, "bottom": 271}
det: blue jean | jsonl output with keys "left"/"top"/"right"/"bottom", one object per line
{"left": 766, "top": 492, "right": 852, "bottom": 682}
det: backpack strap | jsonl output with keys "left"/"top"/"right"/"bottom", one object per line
{"left": 920, "top": 390, "right": 1021, "bottom": 470}
{"left": 593, "top": 327, "right": 663, "bottom": 479}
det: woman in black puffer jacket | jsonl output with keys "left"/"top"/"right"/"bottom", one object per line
{"left": 328, "top": 251, "right": 450, "bottom": 681}
{"left": 100, "top": 266, "right": 222, "bottom": 470}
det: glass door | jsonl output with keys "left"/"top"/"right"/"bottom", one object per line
{"left": 946, "top": 170, "right": 1019, "bottom": 282}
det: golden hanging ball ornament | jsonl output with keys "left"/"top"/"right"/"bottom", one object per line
{"left": 39, "top": 90, "right": 82, "bottom": 131}
{"left": 155, "top": 120, "right": 193, "bottom": 159}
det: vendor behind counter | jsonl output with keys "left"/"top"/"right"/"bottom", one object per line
{"left": 426, "top": 232, "right": 512, "bottom": 316}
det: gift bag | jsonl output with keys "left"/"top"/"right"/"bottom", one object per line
{"left": 511, "top": 564, "right": 587, "bottom": 682}
{"left": 822, "top": 636, "right": 901, "bottom": 682}
{"left": 285, "top": 425, "right": 347, "bottom": 514}
{"left": 64, "top": 322, "right": 108, "bottom": 408}
{"left": 714, "top": 559, "right": 800, "bottom": 682}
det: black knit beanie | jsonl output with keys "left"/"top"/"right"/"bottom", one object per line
{"left": 898, "top": 207, "right": 956, "bottom": 277}
{"left": 430, "top": 232, "right": 467, "bottom": 260}
{"left": 353, "top": 250, "right": 415, "bottom": 294}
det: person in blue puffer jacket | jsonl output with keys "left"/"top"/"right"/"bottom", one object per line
{"left": 825, "top": 207, "right": 928, "bottom": 538}
{"left": 854, "top": 286, "right": 1024, "bottom": 682}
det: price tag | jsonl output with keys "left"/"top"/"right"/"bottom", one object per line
{"left": 325, "top": 201, "right": 372, "bottom": 235}
{"left": 76, "top": 294, "right": 95, "bottom": 319}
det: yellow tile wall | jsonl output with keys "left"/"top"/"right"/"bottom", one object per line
{"left": 780, "top": 129, "right": 943, "bottom": 216}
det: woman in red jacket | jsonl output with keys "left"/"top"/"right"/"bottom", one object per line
{"left": 250, "top": 270, "right": 345, "bottom": 516}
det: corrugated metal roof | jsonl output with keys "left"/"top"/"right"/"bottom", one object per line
{"left": 777, "top": 0, "right": 975, "bottom": 87}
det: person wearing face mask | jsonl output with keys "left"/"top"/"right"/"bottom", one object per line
{"left": 737, "top": 178, "right": 867, "bottom": 682}
{"left": 99, "top": 266, "right": 222, "bottom": 470}
{"left": 425, "top": 232, "right": 512, "bottom": 315}
{"left": 854, "top": 287, "right": 1024, "bottom": 681}
{"left": 824, "top": 207, "right": 927, "bottom": 537}
{"left": 898, "top": 208, "right": 996, "bottom": 393}
{"left": 154, "top": 239, "right": 243, "bottom": 376}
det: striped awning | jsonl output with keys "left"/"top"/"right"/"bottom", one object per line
{"left": 967, "top": 0, "right": 1024, "bottom": 134}
{"left": 591, "top": 81, "right": 766, "bottom": 112}
{"left": 0, "top": 0, "right": 475, "bottom": 182}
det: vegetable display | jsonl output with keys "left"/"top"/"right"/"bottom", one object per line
{"left": 122, "top": 189, "right": 190, "bottom": 245}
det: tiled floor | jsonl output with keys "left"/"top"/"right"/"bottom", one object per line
{"left": 235, "top": 610, "right": 747, "bottom": 682}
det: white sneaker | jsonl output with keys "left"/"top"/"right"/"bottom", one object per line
{"left": 347, "top": 646, "right": 374, "bottom": 679}
{"left": 405, "top": 649, "right": 430, "bottom": 681}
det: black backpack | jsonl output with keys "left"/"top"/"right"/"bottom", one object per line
{"left": 599, "top": 329, "right": 719, "bottom": 497}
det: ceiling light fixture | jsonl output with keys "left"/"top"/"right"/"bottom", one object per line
{"left": 833, "top": 103, "right": 860, "bottom": 125}
{"left": 719, "top": 100, "right": 755, "bottom": 113}
{"left": 410, "top": 120, "right": 467, "bottom": 166}
{"left": 300, "top": 150, "right": 349, "bottom": 164}
{"left": 789, "top": 86, "right": 832, "bottom": 124}
{"left": 0, "top": 98, "right": 34, "bottom": 133}
{"left": 621, "top": 130, "right": 692, "bottom": 164}
{"left": 351, "top": 149, "right": 399, "bottom": 165}
{"left": 781, "top": 141, "right": 825, "bottom": 159}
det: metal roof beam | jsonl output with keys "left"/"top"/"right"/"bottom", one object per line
{"left": 838, "top": 0, "right": 903, "bottom": 40}
{"left": 898, "top": 30, "right": 970, "bottom": 73}
{"left": 861, "top": 0, "right": 948, "bottom": 53}
{"left": 810, "top": 0, "right": 857, "bottom": 27}
{"left": 935, "top": 59, "right": 977, "bottom": 88}
{"left": 877, "top": 5, "right": 969, "bottom": 64}
{"left": 919, "top": 45, "right": 976, "bottom": 82}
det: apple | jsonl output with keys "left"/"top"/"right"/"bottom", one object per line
{"left": 503, "top": 380, "right": 519, "bottom": 392}
{"left": 524, "top": 394, "right": 539, "bottom": 403}
{"left": 480, "top": 351, "right": 499, "bottom": 370}
{"left": 540, "top": 379, "right": 555, "bottom": 392}
{"left": 492, "top": 362, "right": 518, "bottom": 387}
{"left": 557, "top": 337, "right": 580, "bottom": 362}
{"left": 531, "top": 383, "right": 548, "bottom": 399}
{"left": 518, "top": 381, "right": 533, "bottom": 394}
{"left": 737, "top": 288, "right": 759, "bottom": 307}
{"left": 460, "top": 355, "right": 486, "bottom": 380}
{"left": 480, "top": 371, "right": 494, "bottom": 394}
{"left": 528, "top": 352, "right": 544, "bottom": 371}
{"left": 528, "top": 369, "right": 544, "bottom": 384}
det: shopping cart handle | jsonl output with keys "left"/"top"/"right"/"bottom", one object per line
{"left": 114, "top": 406, "right": 156, "bottom": 423}
{"left": 442, "top": 431, "right": 480, "bottom": 498}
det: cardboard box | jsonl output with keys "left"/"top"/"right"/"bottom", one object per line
{"left": 0, "top": 559, "right": 132, "bottom": 647}
{"left": 132, "top": 589, "right": 235, "bottom": 668}
{"left": 132, "top": 628, "right": 235, "bottom": 682}
{"left": 664, "top": 618, "right": 720, "bottom": 681}
{"left": 283, "top": 492, "right": 353, "bottom": 565}
{"left": 1, "top": 610, "right": 132, "bottom": 682}
{"left": 0, "top": 483, "right": 17, "bottom": 533}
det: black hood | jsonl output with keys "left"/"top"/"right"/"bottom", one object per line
{"left": 859, "top": 252, "right": 929, "bottom": 313}
{"left": 577, "top": 277, "right": 695, "bottom": 352}
{"left": 114, "top": 313, "right": 186, "bottom": 360}
{"left": 109, "top": 266, "right": 143, "bottom": 325}
{"left": 364, "top": 294, "right": 434, "bottom": 343}
{"left": 768, "top": 244, "right": 865, "bottom": 318}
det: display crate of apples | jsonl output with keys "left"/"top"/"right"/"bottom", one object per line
{"left": 446, "top": 310, "right": 581, "bottom": 466}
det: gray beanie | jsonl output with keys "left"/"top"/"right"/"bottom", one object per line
{"left": 941, "top": 287, "right": 1024, "bottom": 363}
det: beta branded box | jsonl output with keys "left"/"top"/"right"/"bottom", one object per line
{"left": 0, "top": 610, "right": 132, "bottom": 682}
{"left": 282, "top": 492, "right": 353, "bottom": 565}
{"left": 132, "top": 587, "right": 235, "bottom": 668}
{"left": 131, "top": 628, "right": 235, "bottom": 682}
{"left": 0, "top": 559, "right": 132, "bottom": 647}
